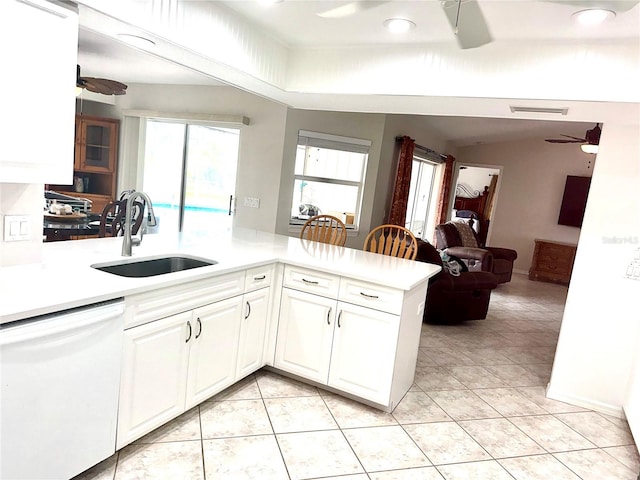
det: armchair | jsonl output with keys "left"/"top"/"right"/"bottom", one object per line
{"left": 415, "top": 240, "right": 498, "bottom": 323}
{"left": 435, "top": 222, "right": 517, "bottom": 284}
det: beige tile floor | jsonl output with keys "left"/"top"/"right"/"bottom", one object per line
{"left": 74, "top": 274, "right": 640, "bottom": 480}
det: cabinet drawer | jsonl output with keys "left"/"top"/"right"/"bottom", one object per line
{"left": 339, "top": 278, "right": 403, "bottom": 315}
{"left": 125, "top": 272, "right": 245, "bottom": 329}
{"left": 283, "top": 265, "right": 339, "bottom": 298}
{"left": 245, "top": 265, "right": 274, "bottom": 292}
{"left": 537, "top": 253, "right": 573, "bottom": 268}
{"left": 534, "top": 261, "right": 572, "bottom": 276}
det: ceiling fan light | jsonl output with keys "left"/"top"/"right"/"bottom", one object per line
{"left": 384, "top": 18, "right": 416, "bottom": 34}
{"left": 572, "top": 9, "right": 615, "bottom": 26}
{"left": 581, "top": 144, "right": 599, "bottom": 154}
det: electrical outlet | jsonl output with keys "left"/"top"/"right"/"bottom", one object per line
{"left": 244, "top": 197, "right": 260, "bottom": 208}
{"left": 4, "top": 215, "right": 31, "bottom": 242}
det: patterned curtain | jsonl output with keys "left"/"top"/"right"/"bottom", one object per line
{"left": 435, "top": 154, "right": 456, "bottom": 227}
{"left": 388, "top": 136, "right": 415, "bottom": 226}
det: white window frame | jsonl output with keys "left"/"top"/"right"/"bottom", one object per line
{"left": 405, "top": 154, "right": 439, "bottom": 240}
{"left": 289, "top": 130, "right": 371, "bottom": 233}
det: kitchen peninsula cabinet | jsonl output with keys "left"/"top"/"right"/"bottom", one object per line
{"left": 274, "top": 265, "right": 425, "bottom": 410}
{"left": 117, "top": 268, "right": 274, "bottom": 448}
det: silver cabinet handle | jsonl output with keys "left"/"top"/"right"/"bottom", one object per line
{"left": 337, "top": 310, "right": 343, "bottom": 328}
{"left": 185, "top": 321, "right": 192, "bottom": 343}
{"left": 253, "top": 275, "right": 266, "bottom": 281}
{"left": 360, "top": 291, "right": 379, "bottom": 299}
{"left": 245, "top": 301, "right": 251, "bottom": 319}
{"left": 302, "top": 278, "right": 319, "bottom": 285}
{"left": 195, "top": 318, "right": 202, "bottom": 339}
{"left": 327, "top": 307, "right": 332, "bottom": 325}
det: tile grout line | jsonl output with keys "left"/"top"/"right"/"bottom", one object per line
{"left": 255, "top": 374, "right": 293, "bottom": 480}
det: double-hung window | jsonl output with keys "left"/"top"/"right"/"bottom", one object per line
{"left": 290, "top": 130, "right": 370, "bottom": 230}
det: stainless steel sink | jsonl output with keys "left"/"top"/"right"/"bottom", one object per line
{"left": 91, "top": 255, "right": 217, "bottom": 278}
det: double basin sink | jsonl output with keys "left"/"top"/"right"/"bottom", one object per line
{"left": 92, "top": 255, "right": 217, "bottom": 278}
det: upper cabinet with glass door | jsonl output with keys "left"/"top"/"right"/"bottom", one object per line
{"left": 75, "top": 115, "right": 119, "bottom": 173}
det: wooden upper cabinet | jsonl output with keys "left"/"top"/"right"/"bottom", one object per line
{"left": 75, "top": 115, "right": 119, "bottom": 173}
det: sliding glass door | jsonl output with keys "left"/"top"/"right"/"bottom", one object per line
{"left": 142, "top": 119, "right": 240, "bottom": 234}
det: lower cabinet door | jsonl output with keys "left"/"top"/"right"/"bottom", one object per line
{"left": 117, "top": 311, "right": 192, "bottom": 449}
{"left": 328, "top": 302, "right": 399, "bottom": 405}
{"left": 236, "top": 287, "right": 270, "bottom": 379}
{"left": 274, "top": 288, "right": 336, "bottom": 383}
{"left": 185, "top": 296, "right": 244, "bottom": 409}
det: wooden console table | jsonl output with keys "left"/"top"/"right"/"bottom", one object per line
{"left": 529, "top": 239, "right": 577, "bottom": 285}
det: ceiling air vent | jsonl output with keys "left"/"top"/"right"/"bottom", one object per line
{"left": 510, "top": 106, "right": 569, "bottom": 115}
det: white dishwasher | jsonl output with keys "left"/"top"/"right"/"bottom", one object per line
{"left": 1, "top": 299, "right": 124, "bottom": 480}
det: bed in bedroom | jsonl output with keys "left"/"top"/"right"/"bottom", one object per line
{"left": 451, "top": 183, "right": 490, "bottom": 246}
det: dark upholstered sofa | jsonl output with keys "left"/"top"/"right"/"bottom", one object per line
{"left": 416, "top": 240, "right": 499, "bottom": 324}
{"left": 435, "top": 222, "right": 517, "bottom": 284}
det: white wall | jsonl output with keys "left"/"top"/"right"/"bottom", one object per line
{"left": 115, "top": 84, "right": 288, "bottom": 233}
{"left": 275, "top": 109, "right": 386, "bottom": 249}
{"left": 454, "top": 139, "right": 594, "bottom": 272}
{"left": 0, "top": 183, "right": 43, "bottom": 266}
{"left": 457, "top": 166, "right": 499, "bottom": 194}
{"left": 548, "top": 122, "right": 640, "bottom": 416}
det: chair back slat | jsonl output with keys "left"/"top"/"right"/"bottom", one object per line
{"left": 364, "top": 224, "right": 418, "bottom": 261}
{"left": 300, "top": 215, "right": 347, "bottom": 246}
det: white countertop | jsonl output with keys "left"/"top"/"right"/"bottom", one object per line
{"left": 0, "top": 228, "right": 440, "bottom": 324}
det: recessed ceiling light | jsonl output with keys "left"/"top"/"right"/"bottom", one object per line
{"left": 383, "top": 18, "right": 416, "bottom": 34}
{"left": 572, "top": 9, "right": 615, "bottom": 26}
{"left": 117, "top": 33, "right": 156, "bottom": 49}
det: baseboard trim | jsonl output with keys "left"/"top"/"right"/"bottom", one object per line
{"left": 513, "top": 268, "right": 529, "bottom": 276}
{"left": 546, "top": 384, "right": 626, "bottom": 419}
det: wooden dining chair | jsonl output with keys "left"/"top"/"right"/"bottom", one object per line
{"left": 98, "top": 199, "right": 144, "bottom": 237}
{"left": 299, "top": 214, "right": 347, "bottom": 246}
{"left": 363, "top": 224, "right": 418, "bottom": 260}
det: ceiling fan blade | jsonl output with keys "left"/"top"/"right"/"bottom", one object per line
{"left": 81, "top": 77, "right": 128, "bottom": 95}
{"left": 441, "top": 0, "right": 493, "bottom": 49}
{"left": 317, "top": 1, "right": 388, "bottom": 19}
{"left": 560, "top": 134, "right": 588, "bottom": 142}
{"left": 545, "top": 139, "right": 584, "bottom": 143}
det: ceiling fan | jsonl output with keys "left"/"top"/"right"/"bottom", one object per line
{"left": 76, "top": 65, "right": 127, "bottom": 96}
{"left": 545, "top": 124, "right": 601, "bottom": 147}
{"left": 440, "top": 0, "right": 492, "bottom": 49}
{"left": 316, "top": 0, "right": 492, "bottom": 49}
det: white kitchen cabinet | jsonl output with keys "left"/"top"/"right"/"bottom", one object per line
{"left": 185, "top": 297, "right": 244, "bottom": 409}
{"left": 274, "top": 265, "right": 427, "bottom": 411}
{"left": 1, "top": 0, "right": 78, "bottom": 183}
{"left": 117, "top": 311, "right": 192, "bottom": 449}
{"left": 328, "top": 302, "right": 399, "bottom": 405}
{"left": 237, "top": 287, "right": 270, "bottom": 379}
{"left": 274, "top": 288, "right": 336, "bottom": 383}
{"left": 118, "top": 268, "right": 275, "bottom": 448}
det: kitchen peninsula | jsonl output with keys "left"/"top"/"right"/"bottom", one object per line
{"left": 0, "top": 228, "right": 440, "bottom": 479}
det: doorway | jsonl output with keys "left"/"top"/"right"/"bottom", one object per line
{"left": 450, "top": 163, "right": 502, "bottom": 245}
{"left": 141, "top": 119, "right": 240, "bottom": 234}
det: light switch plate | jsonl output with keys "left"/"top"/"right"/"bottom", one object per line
{"left": 4, "top": 215, "right": 31, "bottom": 242}
{"left": 244, "top": 197, "right": 260, "bottom": 208}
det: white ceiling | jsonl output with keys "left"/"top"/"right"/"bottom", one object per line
{"left": 75, "top": 0, "right": 639, "bottom": 145}
{"left": 221, "top": 0, "right": 640, "bottom": 47}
